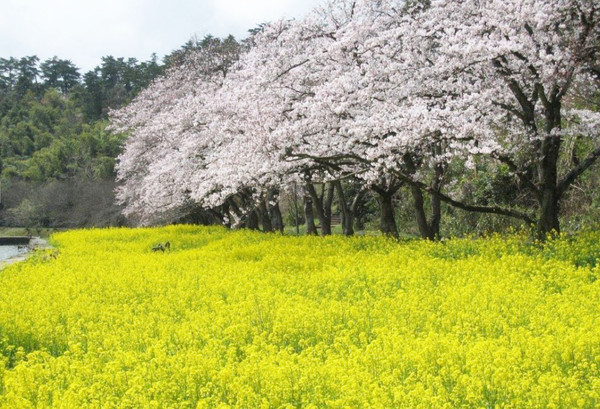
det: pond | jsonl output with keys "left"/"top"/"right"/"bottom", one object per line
{"left": 0, "top": 245, "right": 29, "bottom": 262}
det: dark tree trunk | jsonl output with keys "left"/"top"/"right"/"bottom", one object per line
{"left": 266, "top": 190, "right": 284, "bottom": 233}
{"left": 535, "top": 100, "right": 562, "bottom": 239}
{"left": 430, "top": 194, "right": 441, "bottom": 239}
{"left": 334, "top": 180, "right": 354, "bottom": 236}
{"left": 258, "top": 198, "right": 273, "bottom": 232}
{"left": 409, "top": 185, "right": 435, "bottom": 240}
{"left": 496, "top": 72, "right": 570, "bottom": 239}
{"left": 371, "top": 182, "right": 400, "bottom": 238}
{"left": 376, "top": 190, "right": 398, "bottom": 238}
{"left": 322, "top": 183, "right": 334, "bottom": 236}
{"left": 267, "top": 190, "right": 284, "bottom": 234}
{"left": 429, "top": 155, "right": 444, "bottom": 240}
{"left": 270, "top": 201, "right": 284, "bottom": 234}
{"left": 208, "top": 208, "right": 227, "bottom": 226}
{"left": 403, "top": 153, "right": 443, "bottom": 240}
{"left": 536, "top": 139, "right": 561, "bottom": 238}
{"left": 350, "top": 189, "right": 366, "bottom": 230}
{"left": 304, "top": 193, "right": 317, "bottom": 235}
{"left": 407, "top": 187, "right": 441, "bottom": 240}
{"left": 307, "top": 182, "right": 334, "bottom": 236}
{"left": 246, "top": 209, "right": 260, "bottom": 230}
{"left": 292, "top": 184, "right": 301, "bottom": 235}
{"left": 537, "top": 188, "right": 560, "bottom": 238}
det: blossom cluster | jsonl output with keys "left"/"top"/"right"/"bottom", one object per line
{"left": 112, "top": 0, "right": 599, "bottom": 234}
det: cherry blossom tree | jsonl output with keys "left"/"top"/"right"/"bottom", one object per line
{"left": 216, "top": 1, "right": 409, "bottom": 237}
{"left": 294, "top": 0, "right": 600, "bottom": 237}
{"left": 111, "top": 38, "right": 242, "bottom": 225}
{"left": 113, "top": 0, "right": 600, "bottom": 239}
{"left": 237, "top": 0, "right": 449, "bottom": 238}
{"left": 414, "top": 0, "right": 600, "bottom": 237}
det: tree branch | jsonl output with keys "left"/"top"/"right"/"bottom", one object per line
{"left": 492, "top": 153, "right": 540, "bottom": 198}
{"left": 288, "top": 151, "right": 536, "bottom": 224}
{"left": 392, "top": 171, "right": 535, "bottom": 225}
{"left": 275, "top": 59, "right": 310, "bottom": 80}
{"left": 558, "top": 144, "right": 600, "bottom": 195}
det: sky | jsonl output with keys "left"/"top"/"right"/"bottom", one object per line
{"left": 0, "top": 0, "right": 323, "bottom": 73}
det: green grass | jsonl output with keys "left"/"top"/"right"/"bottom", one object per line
{"left": 0, "top": 227, "right": 60, "bottom": 238}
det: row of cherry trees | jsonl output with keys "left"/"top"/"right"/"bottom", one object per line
{"left": 112, "top": 0, "right": 600, "bottom": 239}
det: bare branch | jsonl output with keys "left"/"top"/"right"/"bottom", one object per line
{"left": 558, "top": 144, "right": 600, "bottom": 195}
{"left": 393, "top": 171, "right": 535, "bottom": 225}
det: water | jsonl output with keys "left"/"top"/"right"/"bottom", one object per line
{"left": 0, "top": 245, "right": 28, "bottom": 261}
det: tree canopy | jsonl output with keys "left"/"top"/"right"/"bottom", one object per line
{"left": 114, "top": 0, "right": 600, "bottom": 239}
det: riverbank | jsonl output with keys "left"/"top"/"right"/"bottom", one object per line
{"left": 0, "top": 236, "right": 49, "bottom": 268}
{"left": 0, "top": 227, "right": 57, "bottom": 239}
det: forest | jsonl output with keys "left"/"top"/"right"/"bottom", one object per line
{"left": 0, "top": 37, "right": 229, "bottom": 229}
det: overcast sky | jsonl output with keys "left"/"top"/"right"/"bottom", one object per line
{"left": 0, "top": 0, "right": 323, "bottom": 73}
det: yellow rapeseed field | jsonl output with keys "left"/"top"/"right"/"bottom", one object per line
{"left": 1, "top": 226, "right": 600, "bottom": 408}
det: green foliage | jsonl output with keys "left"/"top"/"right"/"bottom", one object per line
{"left": 39, "top": 57, "right": 80, "bottom": 94}
{"left": 78, "top": 55, "right": 165, "bottom": 121}
{"left": 0, "top": 88, "right": 125, "bottom": 182}
{"left": 5, "top": 198, "right": 40, "bottom": 228}
{"left": 0, "top": 52, "right": 166, "bottom": 183}
{"left": 0, "top": 53, "right": 162, "bottom": 228}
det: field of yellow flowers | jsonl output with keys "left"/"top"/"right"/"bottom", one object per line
{"left": 1, "top": 226, "right": 600, "bottom": 408}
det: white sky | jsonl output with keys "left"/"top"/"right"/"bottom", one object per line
{"left": 0, "top": 0, "right": 323, "bottom": 73}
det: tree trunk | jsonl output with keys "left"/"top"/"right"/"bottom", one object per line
{"left": 429, "top": 156, "right": 444, "bottom": 240}
{"left": 403, "top": 152, "right": 444, "bottom": 240}
{"left": 292, "top": 184, "right": 301, "bottom": 235}
{"left": 246, "top": 209, "right": 260, "bottom": 231}
{"left": 268, "top": 191, "right": 284, "bottom": 234}
{"left": 350, "top": 189, "right": 366, "bottom": 230}
{"left": 537, "top": 189, "right": 560, "bottom": 238}
{"left": 409, "top": 185, "right": 434, "bottom": 240}
{"left": 307, "top": 182, "right": 333, "bottom": 236}
{"left": 536, "top": 138, "right": 561, "bottom": 238}
{"left": 258, "top": 198, "right": 273, "bottom": 232}
{"left": 376, "top": 190, "right": 398, "bottom": 238}
{"left": 322, "top": 183, "right": 334, "bottom": 236}
{"left": 535, "top": 101, "right": 562, "bottom": 239}
{"left": 334, "top": 180, "right": 354, "bottom": 236}
{"left": 270, "top": 203, "right": 284, "bottom": 234}
{"left": 304, "top": 193, "right": 317, "bottom": 235}
{"left": 430, "top": 193, "right": 441, "bottom": 239}
{"left": 371, "top": 180, "right": 401, "bottom": 237}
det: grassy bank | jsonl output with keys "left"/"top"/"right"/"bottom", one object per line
{"left": 0, "top": 227, "right": 58, "bottom": 239}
